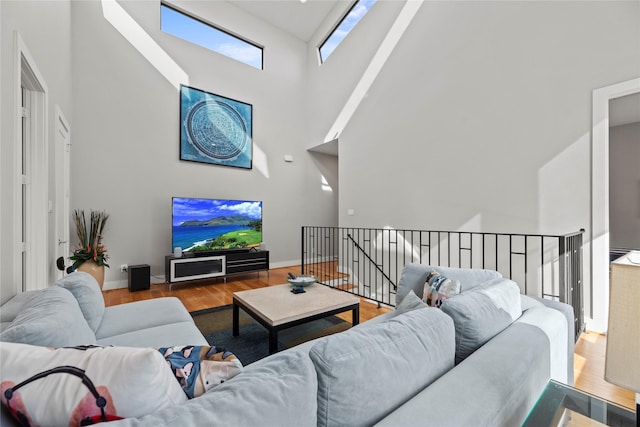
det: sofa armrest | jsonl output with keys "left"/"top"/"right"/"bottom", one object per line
{"left": 530, "top": 297, "right": 575, "bottom": 385}
{"left": 375, "top": 323, "right": 550, "bottom": 427}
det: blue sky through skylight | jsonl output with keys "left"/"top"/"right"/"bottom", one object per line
{"left": 161, "top": 4, "right": 263, "bottom": 69}
{"left": 320, "top": 0, "right": 376, "bottom": 63}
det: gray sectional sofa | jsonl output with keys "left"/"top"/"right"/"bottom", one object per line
{"left": 0, "top": 265, "right": 574, "bottom": 426}
{"left": 0, "top": 272, "right": 207, "bottom": 348}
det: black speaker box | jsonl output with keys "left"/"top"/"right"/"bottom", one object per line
{"left": 128, "top": 264, "right": 150, "bottom": 292}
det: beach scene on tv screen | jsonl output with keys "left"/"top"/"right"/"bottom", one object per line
{"left": 173, "top": 198, "right": 262, "bottom": 252}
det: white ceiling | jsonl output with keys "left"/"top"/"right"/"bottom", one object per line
{"left": 228, "top": 0, "right": 344, "bottom": 42}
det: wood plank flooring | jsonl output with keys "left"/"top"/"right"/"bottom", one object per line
{"left": 103, "top": 265, "right": 635, "bottom": 411}
{"left": 573, "top": 331, "right": 636, "bottom": 410}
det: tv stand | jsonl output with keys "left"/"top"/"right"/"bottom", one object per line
{"left": 165, "top": 250, "right": 269, "bottom": 289}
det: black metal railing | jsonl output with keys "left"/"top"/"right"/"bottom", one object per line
{"left": 301, "top": 226, "right": 585, "bottom": 339}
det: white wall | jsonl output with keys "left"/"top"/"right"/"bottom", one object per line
{"left": 305, "top": 1, "right": 404, "bottom": 151}
{"left": 70, "top": 0, "right": 337, "bottom": 288}
{"left": 610, "top": 122, "right": 640, "bottom": 250}
{"left": 306, "top": 1, "right": 639, "bottom": 330}
{"left": 0, "top": 0, "right": 73, "bottom": 303}
{"left": 338, "top": 1, "right": 638, "bottom": 232}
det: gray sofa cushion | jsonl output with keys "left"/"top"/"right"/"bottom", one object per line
{"left": 310, "top": 307, "right": 455, "bottom": 427}
{"left": 396, "top": 263, "right": 433, "bottom": 305}
{"left": 440, "top": 279, "right": 521, "bottom": 364}
{"left": 97, "top": 321, "right": 208, "bottom": 347}
{"left": 396, "top": 263, "right": 503, "bottom": 305}
{"left": 0, "top": 291, "right": 40, "bottom": 324}
{"left": 362, "top": 290, "right": 428, "bottom": 328}
{"left": 0, "top": 287, "right": 96, "bottom": 347}
{"left": 396, "top": 289, "right": 428, "bottom": 313}
{"left": 440, "top": 279, "right": 522, "bottom": 364}
{"left": 95, "top": 297, "right": 194, "bottom": 340}
{"left": 107, "top": 350, "right": 318, "bottom": 427}
{"left": 54, "top": 271, "right": 105, "bottom": 331}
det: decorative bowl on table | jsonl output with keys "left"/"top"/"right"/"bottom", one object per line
{"left": 287, "top": 275, "right": 317, "bottom": 287}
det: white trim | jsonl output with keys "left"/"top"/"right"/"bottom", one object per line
{"left": 0, "top": 3, "right": 3, "bottom": 287}
{"left": 54, "top": 106, "right": 71, "bottom": 281}
{"left": 14, "top": 32, "right": 49, "bottom": 292}
{"left": 590, "top": 77, "right": 640, "bottom": 333}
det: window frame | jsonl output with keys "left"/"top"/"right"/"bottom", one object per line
{"left": 318, "top": 0, "right": 374, "bottom": 64}
{"left": 160, "top": 2, "right": 264, "bottom": 70}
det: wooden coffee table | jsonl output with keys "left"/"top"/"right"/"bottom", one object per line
{"left": 232, "top": 283, "right": 360, "bottom": 354}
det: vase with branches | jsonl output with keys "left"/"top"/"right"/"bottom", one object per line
{"left": 70, "top": 209, "right": 110, "bottom": 271}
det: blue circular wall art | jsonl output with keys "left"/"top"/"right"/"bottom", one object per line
{"left": 180, "top": 85, "right": 252, "bottom": 169}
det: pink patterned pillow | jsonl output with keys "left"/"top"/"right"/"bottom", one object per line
{"left": 0, "top": 342, "right": 187, "bottom": 426}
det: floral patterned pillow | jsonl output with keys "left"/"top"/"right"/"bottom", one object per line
{"left": 158, "top": 345, "right": 243, "bottom": 398}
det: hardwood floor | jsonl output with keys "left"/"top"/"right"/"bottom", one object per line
{"left": 103, "top": 266, "right": 635, "bottom": 411}
{"left": 574, "top": 331, "right": 636, "bottom": 410}
{"left": 103, "top": 266, "right": 390, "bottom": 323}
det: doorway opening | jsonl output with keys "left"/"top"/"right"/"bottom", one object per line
{"left": 590, "top": 77, "right": 640, "bottom": 333}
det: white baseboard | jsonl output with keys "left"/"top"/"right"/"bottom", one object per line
{"left": 102, "top": 279, "right": 128, "bottom": 291}
{"left": 270, "top": 259, "right": 300, "bottom": 270}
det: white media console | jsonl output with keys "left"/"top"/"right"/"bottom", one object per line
{"left": 165, "top": 250, "right": 269, "bottom": 288}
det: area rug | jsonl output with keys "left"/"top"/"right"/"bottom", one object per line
{"left": 191, "top": 305, "right": 350, "bottom": 365}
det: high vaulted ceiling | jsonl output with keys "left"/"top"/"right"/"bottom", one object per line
{"left": 227, "top": 0, "right": 345, "bottom": 42}
{"left": 227, "top": 1, "right": 640, "bottom": 129}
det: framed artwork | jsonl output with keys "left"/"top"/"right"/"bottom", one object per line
{"left": 180, "top": 85, "right": 252, "bottom": 169}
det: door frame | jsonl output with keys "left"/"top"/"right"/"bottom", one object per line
{"left": 14, "top": 32, "right": 49, "bottom": 292}
{"left": 590, "top": 76, "right": 640, "bottom": 333}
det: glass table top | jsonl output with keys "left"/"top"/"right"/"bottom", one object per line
{"left": 523, "top": 380, "right": 636, "bottom": 427}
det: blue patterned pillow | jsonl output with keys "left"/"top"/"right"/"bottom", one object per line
{"left": 423, "top": 270, "right": 461, "bottom": 307}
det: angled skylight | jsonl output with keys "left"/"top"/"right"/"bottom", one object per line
{"left": 319, "top": 0, "right": 376, "bottom": 63}
{"left": 161, "top": 3, "right": 263, "bottom": 70}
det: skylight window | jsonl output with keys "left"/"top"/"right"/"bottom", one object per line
{"left": 319, "top": 0, "right": 376, "bottom": 63}
{"left": 161, "top": 3, "right": 263, "bottom": 70}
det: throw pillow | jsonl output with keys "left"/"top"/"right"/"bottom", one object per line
{"left": 395, "top": 264, "right": 433, "bottom": 304}
{"left": 395, "top": 289, "right": 428, "bottom": 314}
{"left": 54, "top": 271, "right": 106, "bottom": 332}
{"left": 422, "top": 270, "right": 461, "bottom": 307}
{"left": 0, "top": 342, "right": 187, "bottom": 426}
{"left": 440, "top": 279, "right": 522, "bottom": 364}
{"left": 0, "top": 287, "right": 96, "bottom": 347}
{"left": 158, "top": 345, "right": 243, "bottom": 398}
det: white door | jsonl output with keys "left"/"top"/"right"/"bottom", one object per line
{"left": 54, "top": 107, "right": 71, "bottom": 279}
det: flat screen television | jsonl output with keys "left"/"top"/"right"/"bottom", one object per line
{"left": 172, "top": 197, "right": 262, "bottom": 254}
